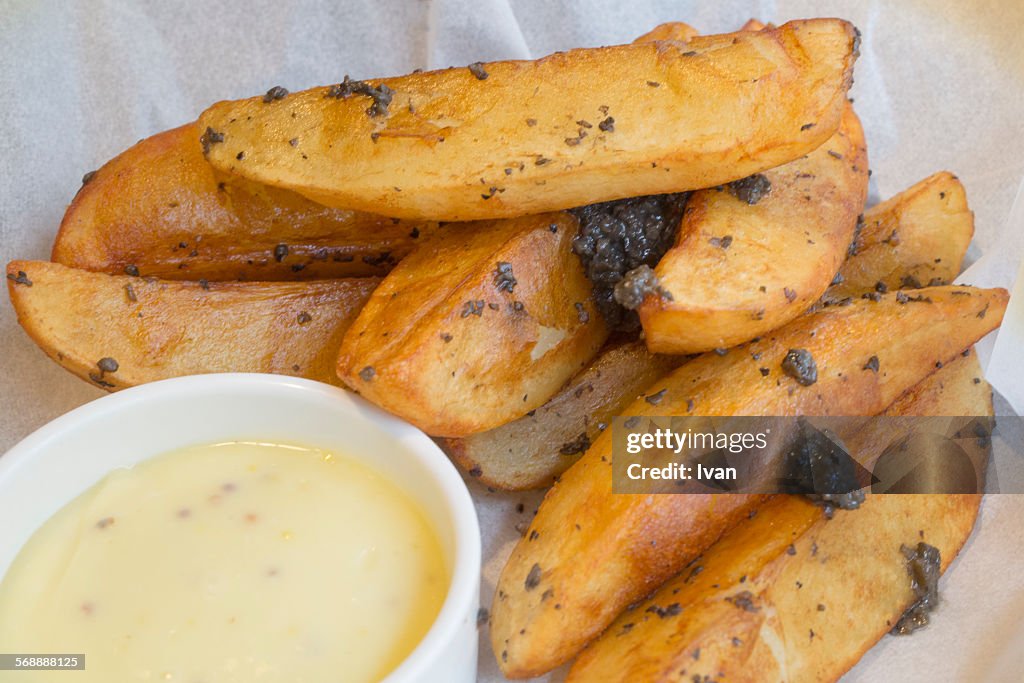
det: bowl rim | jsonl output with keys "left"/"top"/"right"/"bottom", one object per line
{"left": 0, "top": 373, "right": 482, "bottom": 682}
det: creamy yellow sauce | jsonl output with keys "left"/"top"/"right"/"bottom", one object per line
{"left": 0, "top": 442, "right": 448, "bottom": 683}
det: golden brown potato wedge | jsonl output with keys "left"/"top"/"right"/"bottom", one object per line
{"left": 569, "top": 495, "right": 981, "bottom": 682}
{"left": 53, "top": 122, "right": 433, "bottom": 281}
{"left": 569, "top": 350, "right": 990, "bottom": 681}
{"left": 336, "top": 213, "right": 608, "bottom": 437}
{"left": 7, "top": 260, "right": 376, "bottom": 389}
{"left": 199, "top": 19, "right": 858, "bottom": 221}
{"left": 491, "top": 286, "right": 1007, "bottom": 678}
{"left": 884, "top": 346, "right": 988, "bottom": 416}
{"left": 438, "top": 340, "right": 683, "bottom": 490}
{"left": 639, "top": 104, "right": 868, "bottom": 354}
{"left": 825, "top": 171, "right": 973, "bottom": 302}
{"left": 632, "top": 22, "right": 699, "bottom": 43}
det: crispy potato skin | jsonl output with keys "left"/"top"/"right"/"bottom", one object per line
{"left": 569, "top": 351, "right": 990, "bottom": 682}
{"left": 633, "top": 22, "right": 700, "bottom": 43}
{"left": 336, "top": 213, "right": 608, "bottom": 437}
{"left": 52, "top": 123, "right": 432, "bottom": 280}
{"left": 439, "top": 340, "right": 683, "bottom": 490}
{"left": 570, "top": 496, "right": 981, "bottom": 683}
{"left": 491, "top": 286, "right": 1006, "bottom": 678}
{"left": 825, "top": 172, "right": 973, "bottom": 302}
{"left": 639, "top": 105, "right": 868, "bottom": 354}
{"left": 7, "top": 260, "right": 376, "bottom": 389}
{"left": 199, "top": 20, "right": 858, "bottom": 221}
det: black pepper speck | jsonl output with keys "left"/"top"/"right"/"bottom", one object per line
{"left": 728, "top": 174, "right": 771, "bottom": 205}
{"left": 525, "top": 563, "right": 542, "bottom": 591}
{"left": 467, "top": 62, "right": 488, "bottom": 80}
{"left": 782, "top": 349, "right": 817, "bottom": 386}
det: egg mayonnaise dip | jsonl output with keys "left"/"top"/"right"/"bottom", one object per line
{"left": 0, "top": 441, "right": 448, "bottom": 682}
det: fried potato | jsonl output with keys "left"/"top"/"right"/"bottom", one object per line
{"left": 569, "top": 350, "right": 990, "bottom": 682}
{"left": 825, "top": 172, "right": 973, "bottom": 302}
{"left": 491, "top": 286, "right": 1007, "bottom": 678}
{"left": 52, "top": 122, "right": 433, "bottom": 281}
{"left": 336, "top": 213, "right": 608, "bottom": 437}
{"left": 199, "top": 19, "right": 858, "bottom": 221}
{"left": 7, "top": 260, "right": 376, "bottom": 389}
{"left": 632, "top": 22, "right": 699, "bottom": 43}
{"left": 570, "top": 495, "right": 981, "bottom": 682}
{"left": 438, "top": 340, "right": 683, "bottom": 490}
{"left": 639, "top": 105, "right": 868, "bottom": 354}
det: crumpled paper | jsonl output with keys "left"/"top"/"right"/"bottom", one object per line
{"left": 1, "top": 1, "right": 1022, "bottom": 681}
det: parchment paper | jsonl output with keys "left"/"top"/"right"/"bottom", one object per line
{"left": 1, "top": 1, "right": 1022, "bottom": 681}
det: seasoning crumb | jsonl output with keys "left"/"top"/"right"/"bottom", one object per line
{"left": 726, "top": 591, "right": 759, "bottom": 612}
{"left": 613, "top": 265, "right": 673, "bottom": 310}
{"left": 891, "top": 542, "right": 941, "bottom": 635}
{"left": 645, "top": 389, "right": 667, "bottom": 405}
{"left": 124, "top": 283, "right": 137, "bottom": 302}
{"left": 262, "top": 85, "right": 289, "bottom": 103}
{"left": 461, "top": 300, "right": 485, "bottom": 318}
{"left": 297, "top": 312, "right": 313, "bottom": 325}
{"left": 863, "top": 355, "right": 880, "bottom": 373}
{"left": 97, "top": 357, "right": 119, "bottom": 374}
{"left": 81, "top": 170, "right": 97, "bottom": 185}
{"left": 200, "top": 127, "right": 225, "bottom": 154}
{"left": 598, "top": 116, "right": 615, "bottom": 132}
{"left": 574, "top": 302, "right": 589, "bottom": 324}
{"left": 781, "top": 348, "right": 817, "bottom": 386}
{"left": 476, "top": 607, "right": 490, "bottom": 628}
{"left": 95, "top": 517, "right": 115, "bottom": 529}
{"left": 6, "top": 271, "right": 32, "bottom": 287}
{"left": 467, "top": 62, "right": 489, "bottom": 80}
{"left": 524, "top": 563, "right": 542, "bottom": 591}
{"left": 273, "top": 244, "right": 289, "bottom": 262}
{"left": 493, "top": 262, "right": 517, "bottom": 292}
{"left": 647, "top": 80, "right": 661, "bottom": 87}
{"left": 728, "top": 174, "right": 772, "bottom": 205}
{"left": 801, "top": 122, "right": 816, "bottom": 131}
{"left": 646, "top": 602, "right": 682, "bottom": 618}
{"left": 709, "top": 235, "right": 733, "bottom": 250}
{"left": 326, "top": 76, "right": 393, "bottom": 117}
{"left": 358, "top": 366, "right": 376, "bottom": 382}
{"left": 526, "top": 118, "right": 537, "bottom": 127}
{"left": 560, "top": 433, "right": 591, "bottom": 456}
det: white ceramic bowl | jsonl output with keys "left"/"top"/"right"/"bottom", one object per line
{"left": 0, "top": 373, "right": 480, "bottom": 683}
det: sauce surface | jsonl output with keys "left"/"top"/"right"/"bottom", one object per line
{"left": 0, "top": 441, "right": 448, "bottom": 682}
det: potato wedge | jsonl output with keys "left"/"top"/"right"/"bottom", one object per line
{"left": 825, "top": 171, "right": 973, "bottom": 302}
{"left": 633, "top": 22, "right": 699, "bottom": 43}
{"left": 336, "top": 213, "right": 608, "bottom": 437}
{"left": 491, "top": 286, "right": 1007, "bottom": 678}
{"left": 639, "top": 104, "right": 868, "bottom": 354}
{"left": 570, "top": 495, "right": 981, "bottom": 682}
{"left": 438, "top": 340, "right": 683, "bottom": 490}
{"left": 569, "top": 350, "right": 990, "bottom": 682}
{"left": 199, "top": 19, "right": 858, "bottom": 221}
{"left": 53, "top": 123, "right": 433, "bottom": 281}
{"left": 7, "top": 260, "right": 376, "bottom": 389}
